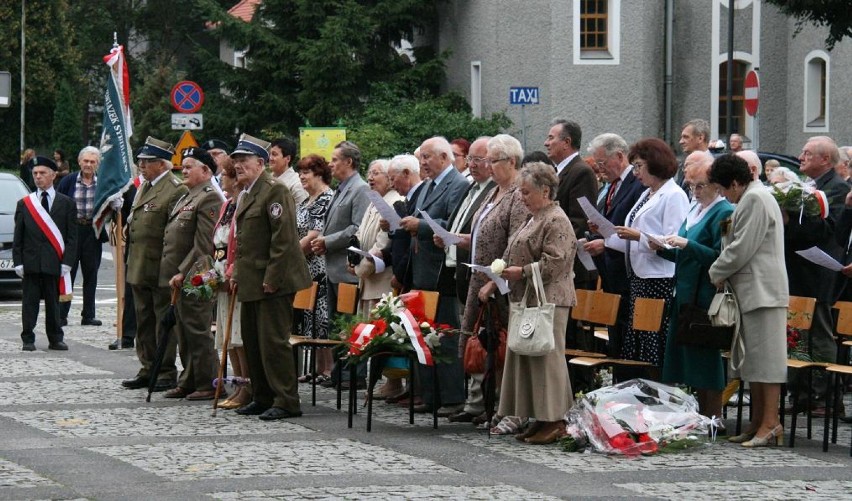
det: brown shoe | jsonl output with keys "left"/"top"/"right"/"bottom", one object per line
{"left": 186, "top": 390, "right": 217, "bottom": 401}
{"left": 164, "top": 387, "right": 191, "bottom": 399}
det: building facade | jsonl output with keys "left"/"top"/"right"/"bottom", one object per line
{"left": 436, "top": 0, "right": 852, "bottom": 156}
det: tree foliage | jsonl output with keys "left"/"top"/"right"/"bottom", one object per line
{"left": 765, "top": 0, "right": 852, "bottom": 50}
{"left": 50, "top": 79, "right": 84, "bottom": 164}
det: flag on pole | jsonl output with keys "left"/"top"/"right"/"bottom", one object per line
{"left": 92, "top": 44, "right": 134, "bottom": 237}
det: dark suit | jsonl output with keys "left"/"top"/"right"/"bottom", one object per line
{"left": 383, "top": 181, "right": 426, "bottom": 291}
{"left": 591, "top": 170, "right": 645, "bottom": 356}
{"left": 784, "top": 168, "right": 850, "bottom": 403}
{"left": 449, "top": 180, "right": 496, "bottom": 302}
{"left": 57, "top": 172, "right": 104, "bottom": 323}
{"left": 234, "top": 171, "right": 311, "bottom": 411}
{"left": 410, "top": 166, "right": 470, "bottom": 408}
{"left": 14, "top": 190, "right": 78, "bottom": 345}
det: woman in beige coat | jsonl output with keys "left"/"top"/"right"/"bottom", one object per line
{"left": 480, "top": 162, "right": 577, "bottom": 444}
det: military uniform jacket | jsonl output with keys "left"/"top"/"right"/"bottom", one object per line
{"left": 127, "top": 172, "right": 189, "bottom": 287}
{"left": 234, "top": 172, "right": 310, "bottom": 303}
{"left": 13, "top": 192, "right": 78, "bottom": 275}
{"left": 160, "top": 180, "right": 223, "bottom": 287}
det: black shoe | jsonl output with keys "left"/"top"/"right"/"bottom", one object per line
{"left": 258, "top": 407, "right": 303, "bottom": 420}
{"left": 447, "top": 411, "right": 477, "bottom": 423}
{"left": 82, "top": 318, "right": 103, "bottom": 326}
{"left": 122, "top": 376, "right": 148, "bottom": 389}
{"left": 48, "top": 341, "right": 69, "bottom": 351}
{"left": 108, "top": 339, "right": 134, "bottom": 350}
{"left": 153, "top": 380, "right": 176, "bottom": 392}
{"left": 236, "top": 401, "right": 271, "bottom": 416}
{"left": 22, "top": 342, "right": 36, "bottom": 352}
{"left": 60, "top": 318, "right": 68, "bottom": 327}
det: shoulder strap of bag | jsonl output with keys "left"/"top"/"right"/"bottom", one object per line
{"left": 724, "top": 281, "right": 745, "bottom": 371}
{"left": 531, "top": 262, "right": 547, "bottom": 305}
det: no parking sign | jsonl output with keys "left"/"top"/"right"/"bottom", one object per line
{"left": 170, "top": 81, "right": 204, "bottom": 113}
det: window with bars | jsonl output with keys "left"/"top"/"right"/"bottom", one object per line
{"left": 580, "top": 0, "right": 608, "bottom": 51}
{"left": 718, "top": 60, "right": 747, "bottom": 138}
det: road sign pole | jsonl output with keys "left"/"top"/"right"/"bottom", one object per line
{"left": 753, "top": 113, "right": 759, "bottom": 151}
{"left": 521, "top": 104, "right": 527, "bottom": 153}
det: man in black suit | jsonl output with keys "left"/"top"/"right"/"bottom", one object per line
{"left": 584, "top": 133, "right": 647, "bottom": 358}
{"left": 785, "top": 137, "right": 850, "bottom": 412}
{"left": 381, "top": 154, "right": 424, "bottom": 292}
{"left": 13, "top": 156, "right": 78, "bottom": 351}
{"left": 545, "top": 119, "right": 598, "bottom": 353}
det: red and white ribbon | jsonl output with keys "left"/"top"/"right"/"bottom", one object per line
{"left": 398, "top": 309, "right": 434, "bottom": 366}
{"left": 22, "top": 194, "right": 72, "bottom": 297}
{"left": 813, "top": 189, "right": 828, "bottom": 219}
{"left": 348, "top": 323, "right": 377, "bottom": 355}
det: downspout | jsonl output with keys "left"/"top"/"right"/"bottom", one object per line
{"left": 664, "top": 0, "right": 674, "bottom": 144}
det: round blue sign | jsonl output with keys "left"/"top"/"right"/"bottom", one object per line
{"left": 170, "top": 81, "right": 204, "bottom": 113}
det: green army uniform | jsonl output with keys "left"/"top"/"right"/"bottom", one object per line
{"left": 234, "top": 171, "right": 310, "bottom": 412}
{"left": 127, "top": 172, "right": 188, "bottom": 383}
{"left": 161, "top": 180, "right": 223, "bottom": 392}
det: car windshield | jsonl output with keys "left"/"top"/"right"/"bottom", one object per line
{"left": 0, "top": 178, "right": 29, "bottom": 214}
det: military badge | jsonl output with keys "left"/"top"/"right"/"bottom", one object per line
{"left": 143, "top": 203, "right": 157, "bottom": 212}
{"left": 269, "top": 202, "right": 283, "bottom": 219}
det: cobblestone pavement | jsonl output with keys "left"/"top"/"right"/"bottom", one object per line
{"left": 0, "top": 303, "right": 850, "bottom": 500}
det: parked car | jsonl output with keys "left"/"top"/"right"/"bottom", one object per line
{"left": 0, "top": 173, "right": 32, "bottom": 286}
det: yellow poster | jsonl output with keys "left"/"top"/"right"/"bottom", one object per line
{"left": 299, "top": 127, "right": 346, "bottom": 162}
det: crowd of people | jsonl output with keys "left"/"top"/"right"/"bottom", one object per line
{"left": 14, "top": 118, "right": 852, "bottom": 446}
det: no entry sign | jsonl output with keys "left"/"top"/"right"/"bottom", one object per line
{"left": 170, "top": 80, "right": 204, "bottom": 113}
{"left": 744, "top": 70, "right": 759, "bottom": 117}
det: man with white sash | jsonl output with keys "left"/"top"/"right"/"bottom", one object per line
{"left": 13, "top": 156, "right": 77, "bottom": 351}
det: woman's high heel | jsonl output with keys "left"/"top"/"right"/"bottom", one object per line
{"left": 741, "top": 425, "right": 783, "bottom": 447}
{"left": 727, "top": 431, "right": 757, "bottom": 443}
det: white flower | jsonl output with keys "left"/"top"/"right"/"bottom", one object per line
{"left": 424, "top": 332, "right": 440, "bottom": 349}
{"left": 490, "top": 258, "right": 506, "bottom": 275}
{"left": 420, "top": 321, "right": 430, "bottom": 329}
{"left": 390, "top": 322, "right": 406, "bottom": 340}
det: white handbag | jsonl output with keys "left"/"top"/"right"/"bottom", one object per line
{"left": 508, "top": 262, "right": 556, "bottom": 356}
{"left": 708, "top": 281, "right": 745, "bottom": 370}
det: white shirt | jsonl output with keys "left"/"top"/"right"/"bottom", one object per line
{"left": 555, "top": 152, "right": 579, "bottom": 176}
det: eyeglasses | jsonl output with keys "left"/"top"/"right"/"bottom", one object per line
{"left": 466, "top": 156, "right": 488, "bottom": 164}
{"left": 632, "top": 161, "right": 646, "bottom": 170}
{"left": 687, "top": 182, "right": 708, "bottom": 191}
{"left": 485, "top": 157, "right": 509, "bottom": 166}
{"left": 594, "top": 160, "right": 607, "bottom": 168}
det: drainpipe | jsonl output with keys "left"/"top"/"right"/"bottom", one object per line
{"left": 664, "top": 0, "right": 674, "bottom": 144}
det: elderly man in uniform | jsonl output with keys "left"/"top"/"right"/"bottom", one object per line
{"left": 230, "top": 134, "right": 310, "bottom": 420}
{"left": 14, "top": 156, "right": 77, "bottom": 351}
{"left": 121, "top": 138, "right": 189, "bottom": 391}
{"left": 161, "top": 147, "right": 226, "bottom": 400}
{"left": 57, "top": 146, "right": 105, "bottom": 327}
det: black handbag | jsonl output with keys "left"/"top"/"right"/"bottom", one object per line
{"left": 346, "top": 235, "right": 362, "bottom": 266}
{"left": 674, "top": 268, "right": 734, "bottom": 350}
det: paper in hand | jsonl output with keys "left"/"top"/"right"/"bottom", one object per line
{"left": 578, "top": 196, "right": 616, "bottom": 238}
{"left": 346, "top": 246, "right": 386, "bottom": 273}
{"left": 575, "top": 238, "right": 597, "bottom": 271}
{"left": 465, "top": 263, "right": 510, "bottom": 295}
{"left": 419, "top": 210, "right": 461, "bottom": 246}
{"left": 366, "top": 190, "right": 400, "bottom": 232}
{"left": 641, "top": 232, "right": 674, "bottom": 250}
{"left": 795, "top": 246, "right": 843, "bottom": 272}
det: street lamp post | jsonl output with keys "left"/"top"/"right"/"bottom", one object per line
{"left": 20, "top": 0, "right": 25, "bottom": 152}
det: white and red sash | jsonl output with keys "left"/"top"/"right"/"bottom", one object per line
{"left": 22, "top": 193, "right": 72, "bottom": 299}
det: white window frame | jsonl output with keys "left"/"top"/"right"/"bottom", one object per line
{"left": 470, "top": 61, "right": 482, "bottom": 118}
{"left": 573, "top": 0, "right": 620, "bottom": 65}
{"left": 803, "top": 50, "right": 829, "bottom": 132}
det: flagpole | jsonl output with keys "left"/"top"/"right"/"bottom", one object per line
{"left": 114, "top": 216, "right": 125, "bottom": 342}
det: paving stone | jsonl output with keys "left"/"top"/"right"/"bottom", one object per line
{"left": 0, "top": 458, "right": 57, "bottom": 488}
{"left": 0, "top": 339, "right": 24, "bottom": 353}
{"left": 210, "top": 484, "right": 561, "bottom": 500}
{"left": 615, "top": 480, "right": 852, "bottom": 500}
{"left": 442, "top": 433, "right": 844, "bottom": 472}
{"left": 0, "top": 379, "right": 141, "bottom": 407}
{"left": 87, "top": 439, "right": 457, "bottom": 480}
{"left": 0, "top": 358, "right": 111, "bottom": 378}
{"left": 0, "top": 406, "right": 313, "bottom": 438}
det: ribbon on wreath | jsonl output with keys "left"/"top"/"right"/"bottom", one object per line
{"left": 348, "top": 323, "right": 377, "bottom": 355}
{"left": 397, "top": 308, "right": 434, "bottom": 366}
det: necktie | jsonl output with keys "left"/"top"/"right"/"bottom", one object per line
{"left": 417, "top": 181, "right": 436, "bottom": 211}
{"left": 41, "top": 192, "right": 49, "bottom": 212}
{"left": 605, "top": 179, "right": 620, "bottom": 213}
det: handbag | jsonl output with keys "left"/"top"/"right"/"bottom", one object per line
{"left": 464, "top": 301, "right": 507, "bottom": 374}
{"left": 507, "top": 262, "right": 556, "bottom": 356}
{"left": 707, "top": 282, "right": 739, "bottom": 328}
{"left": 675, "top": 269, "right": 735, "bottom": 350}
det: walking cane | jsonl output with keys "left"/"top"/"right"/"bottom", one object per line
{"left": 212, "top": 288, "right": 237, "bottom": 417}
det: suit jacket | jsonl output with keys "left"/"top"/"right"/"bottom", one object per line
{"left": 57, "top": 171, "right": 108, "bottom": 243}
{"left": 160, "top": 180, "right": 223, "bottom": 287}
{"left": 411, "top": 166, "right": 470, "bottom": 292}
{"left": 323, "top": 173, "right": 370, "bottom": 284}
{"left": 592, "top": 170, "right": 645, "bottom": 294}
{"left": 13, "top": 192, "right": 77, "bottom": 275}
{"left": 234, "top": 171, "right": 310, "bottom": 302}
{"left": 383, "top": 181, "right": 426, "bottom": 290}
{"left": 450, "top": 179, "right": 496, "bottom": 300}
{"left": 709, "top": 181, "right": 789, "bottom": 313}
{"left": 784, "top": 168, "right": 850, "bottom": 302}
{"left": 556, "top": 154, "right": 599, "bottom": 285}
{"left": 834, "top": 206, "right": 852, "bottom": 301}
{"left": 611, "top": 178, "right": 689, "bottom": 279}
{"left": 126, "top": 172, "right": 188, "bottom": 287}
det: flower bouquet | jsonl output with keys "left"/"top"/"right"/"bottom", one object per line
{"left": 768, "top": 180, "right": 828, "bottom": 219}
{"left": 344, "top": 291, "right": 453, "bottom": 366}
{"left": 562, "top": 379, "right": 713, "bottom": 456}
{"left": 786, "top": 325, "right": 812, "bottom": 362}
{"left": 182, "top": 256, "right": 222, "bottom": 301}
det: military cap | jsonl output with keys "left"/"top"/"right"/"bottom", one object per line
{"left": 230, "top": 133, "right": 270, "bottom": 162}
{"left": 201, "top": 139, "right": 231, "bottom": 152}
{"left": 137, "top": 136, "right": 175, "bottom": 160}
{"left": 181, "top": 147, "right": 218, "bottom": 174}
{"left": 29, "top": 156, "right": 58, "bottom": 171}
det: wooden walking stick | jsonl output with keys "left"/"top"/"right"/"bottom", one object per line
{"left": 212, "top": 288, "right": 237, "bottom": 417}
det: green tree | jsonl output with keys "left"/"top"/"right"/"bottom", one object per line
{"left": 765, "top": 0, "right": 852, "bottom": 50}
{"left": 50, "top": 79, "right": 84, "bottom": 166}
